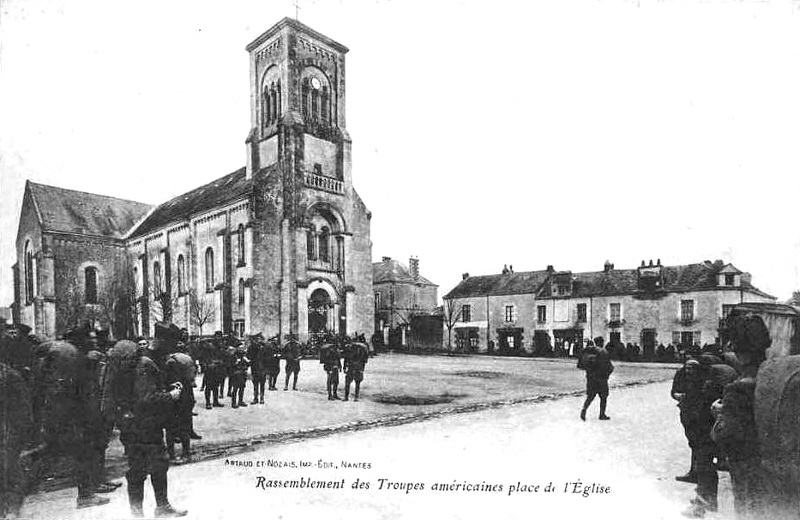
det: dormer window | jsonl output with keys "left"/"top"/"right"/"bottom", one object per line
{"left": 725, "top": 274, "right": 735, "bottom": 286}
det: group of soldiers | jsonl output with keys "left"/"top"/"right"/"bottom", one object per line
{"left": 190, "top": 332, "right": 370, "bottom": 407}
{"left": 191, "top": 332, "right": 300, "bottom": 409}
{"left": 671, "top": 314, "right": 797, "bottom": 519}
{"left": 0, "top": 320, "right": 191, "bottom": 518}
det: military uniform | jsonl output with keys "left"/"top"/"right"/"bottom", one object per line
{"left": 0, "top": 361, "right": 33, "bottom": 518}
{"left": 264, "top": 341, "right": 281, "bottom": 391}
{"left": 343, "top": 341, "right": 368, "bottom": 401}
{"left": 578, "top": 346, "right": 613, "bottom": 421}
{"left": 39, "top": 339, "right": 110, "bottom": 509}
{"left": 229, "top": 351, "right": 249, "bottom": 408}
{"left": 283, "top": 340, "right": 301, "bottom": 391}
{"left": 117, "top": 323, "right": 187, "bottom": 518}
{"left": 320, "top": 343, "right": 342, "bottom": 400}
{"left": 164, "top": 352, "right": 197, "bottom": 460}
{"left": 248, "top": 336, "right": 268, "bottom": 404}
{"left": 198, "top": 341, "right": 224, "bottom": 409}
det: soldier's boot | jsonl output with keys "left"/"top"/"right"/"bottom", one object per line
{"left": 580, "top": 408, "right": 587, "bottom": 421}
{"left": 598, "top": 400, "right": 610, "bottom": 420}
{"left": 152, "top": 473, "right": 187, "bottom": 518}
{"left": 354, "top": 382, "right": 361, "bottom": 401}
{"left": 344, "top": 384, "right": 350, "bottom": 401}
{"left": 251, "top": 389, "right": 259, "bottom": 405}
{"left": 332, "top": 383, "right": 340, "bottom": 400}
{"left": 76, "top": 494, "right": 110, "bottom": 509}
{"left": 238, "top": 391, "right": 247, "bottom": 407}
{"left": 231, "top": 395, "right": 238, "bottom": 409}
{"left": 127, "top": 479, "right": 145, "bottom": 518}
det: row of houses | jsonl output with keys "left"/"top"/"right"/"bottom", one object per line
{"left": 442, "top": 259, "right": 775, "bottom": 353}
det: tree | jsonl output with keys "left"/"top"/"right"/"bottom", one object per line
{"left": 189, "top": 289, "right": 215, "bottom": 337}
{"left": 442, "top": 298, "right": 463, "bottom": 351}
{"left": 148, "top": 284, "right": 181, "bottom": 324}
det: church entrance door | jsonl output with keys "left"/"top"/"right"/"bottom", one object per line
{"left": 308, "top": 288, "right": 331, "bottom": 335}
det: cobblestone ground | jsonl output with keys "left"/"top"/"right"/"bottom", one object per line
{"left": 22, "top": 379, "right": 736, "bottom": 520}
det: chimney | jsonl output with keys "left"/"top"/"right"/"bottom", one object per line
{"left": 509, "top": 265, "right": 514, "bottom": 273}
{"left": 657, "top": 258, "right": 661, "bottom": 266}
{"left": 502, "top": 264, "right": 509, "bottom": 275}
{"left": 409, "top": 256, "right": 419, "bottom": 279}
{"left": 382, "top": 256, "right": 391, "bottom": 262}
{"left": 546, "top": 265, "right": 554, "bottom": 273}
{"left": 604, "top": 260, "right": 613, "bottom": 273}
{"left": 462, "top": 272, "right": 470, "bottom": 280}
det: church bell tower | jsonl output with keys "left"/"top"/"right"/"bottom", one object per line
{"left": 244, "top": 17, "right": 350, "bottom": 189}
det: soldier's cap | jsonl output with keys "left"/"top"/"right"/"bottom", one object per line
{"left": 685, "top": 359, "right": 700, "bottom": 368}
{"left": 250, "top": 332, "right": 265, "bottom": 340}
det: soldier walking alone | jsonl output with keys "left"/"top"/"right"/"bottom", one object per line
{"left": 578, "top": 337, "right": 614, "bottom": 421}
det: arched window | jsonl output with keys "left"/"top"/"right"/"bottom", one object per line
{"left": 321, "top": 86, "right": 329, "bottom": 125}
{"left": 177, "top": 255, "right": 185, "bottom": 294}
{"left": 262, "top": 67, "right": 281, "bottom": 129}
{"left": 85, "top": 266, "right": 98, "bottom": 304}
{"left": 205, "top": 248, "right": 215, "bottom": 292}
{"left": 238, "top": 278, "right": 245, "bottom": 307}
{"left": 307, "top": 225, "right": 316, "bottom": 261}
{"left": 319, "top": 227, "right": 330, "bottom": 263}
{"left": 300, "top": 69, "right": 331, "bottom": 126}
{"left": 153, "top": 261, "right": 161, "bottom": 296}
{"left": 24, "top": 240, "right": 34, "bottom": 304}
{"left": 237, "top": 224, "right": 246, "bottom": 266}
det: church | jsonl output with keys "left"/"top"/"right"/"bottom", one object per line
{"left": 12, "top": 18, "right": 374, "bottom": 341}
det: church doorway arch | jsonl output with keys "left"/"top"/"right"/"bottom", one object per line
{"left": 308, "top": 288, "right": 332, "bottom": 335}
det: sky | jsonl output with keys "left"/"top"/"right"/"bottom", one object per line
{"left": 2, "top": 0, "right": 800, "bottom": 307}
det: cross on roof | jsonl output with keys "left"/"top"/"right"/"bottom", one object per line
{"left": 294, "top": 0, "right": 301, "bottom": 20}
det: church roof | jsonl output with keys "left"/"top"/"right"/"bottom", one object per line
{"left": 27, "top": 181, "right": 152, "bottom": 239}
{"left": 373, "top": 258, "right": 436, "bottom": 286}
{"left": 129, "top": 167, "right": 252, "bottom": 238}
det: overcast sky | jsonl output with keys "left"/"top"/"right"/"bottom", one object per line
{"left": 2, "top": 0, "right": 800, "bottom": 307}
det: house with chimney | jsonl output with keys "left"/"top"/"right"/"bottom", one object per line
{"left": 372, "top": 256, "right": 438, "bottom": 346}
{"left": 443, "top": 259, "right": 775, "bottom": 354}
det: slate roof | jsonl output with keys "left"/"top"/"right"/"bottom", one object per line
{"left": 373, "top": 258, "right": 436, "bottom": 286}
{"left": 130, "top": 167, "right": 252, "bottom": 237}
{"left": 444, "top": 270, "right": 551, "bottom": 299}
{"left": 27, "top": 181, "right": 152, "bottom": 239}
{"left": 446, "top": 260, "right": 774, "bottom": 300}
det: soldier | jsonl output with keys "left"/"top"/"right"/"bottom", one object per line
{"left": 320, "top": 337, "right": 342, "bottom": 400}
{"left": 577, "top": 337, "right": 613, "bottom": 421}
{"left": 247, "top": 333, "right": 268, "bottom": 404}
{"left": 229, "top": 347, "right": 249, "bottom": 409}
{"left": 212, "top": 332, "right": 229, "bottom": 398}
{"left": 37, "top": 333, "right": 109, "bottom": 509}
{"left": 711, "top": 314, "right": 790, "bottom": 520}
{"left": 198, "top": 340, "right": 224, "bottom": 409}
{"left": 117, "top": 323, "right": 187, "bottom": 518}
{"left": 283, "top": 336, "right": 301, "bottom": 391}
{"left": 0, "top": 327, "right": 34, "bottom": 518}
{"left": 164, "top": 346, "right": 200, "bottom": 463}
{"left": 264, "top": 336, "right": 281, "bottom": 391}
{"left": 343, "top": 337, "right": 369, "bottom": 401}
{"left": 678, "top": 358, "right": 720, "bottom": 518}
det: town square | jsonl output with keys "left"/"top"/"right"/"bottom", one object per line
{"left": 1, "top": 1, "right": 800, "bottom": 519}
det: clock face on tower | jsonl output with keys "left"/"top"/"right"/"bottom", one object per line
{"left": 310, "top": 77, "right": 321, "bottom": 90}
